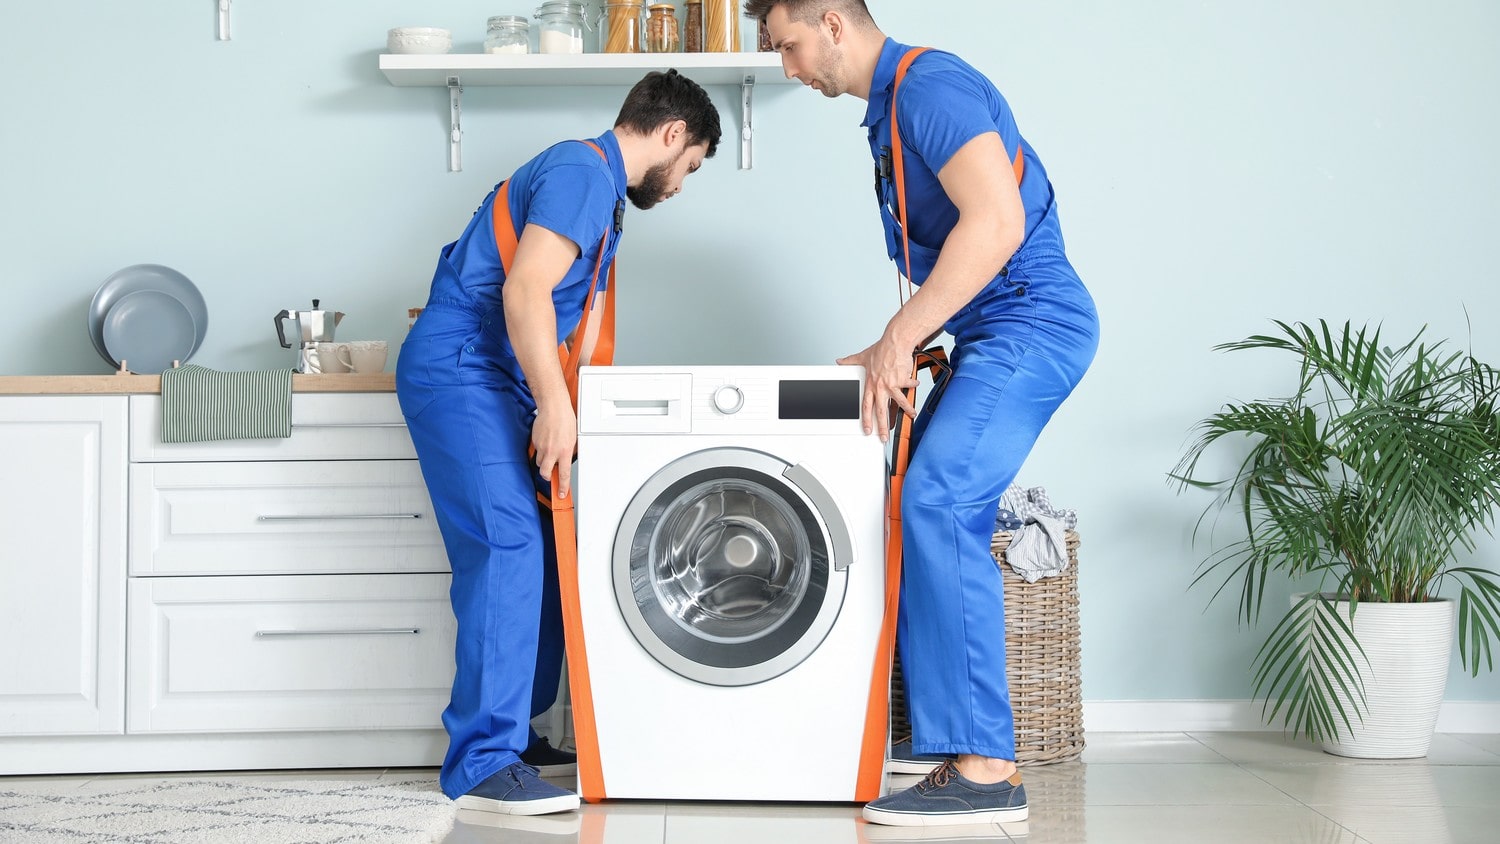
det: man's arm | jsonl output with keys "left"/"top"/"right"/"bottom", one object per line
{"left": 504, "top": 222, "right": 584, "bottom": 497}
{"left": 839, "top": 131, "right": 1025, "bottom": 439}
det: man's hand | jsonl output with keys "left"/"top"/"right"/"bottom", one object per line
{"left": 838, "top": 336, "right": 918, "bottom": 442}
{"left": 532, "top": 402, "right": 578, "bottom": 499}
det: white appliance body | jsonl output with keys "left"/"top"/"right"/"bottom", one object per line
{"left": 576, "top": 366, "right": 888, "bottom": 801}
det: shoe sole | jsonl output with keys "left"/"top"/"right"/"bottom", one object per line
{"left": 531, "top": 762, "right": 578, "bottom": 777}
{"left": 454, "top": 792, "right": 580, "bottom": 816}
{"left": 862, "top": 803, "right": 1028, "bottom": 827}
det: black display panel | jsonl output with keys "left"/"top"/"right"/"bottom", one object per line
{"left": 778, "top": 380, "right": 860, "bottom": 420}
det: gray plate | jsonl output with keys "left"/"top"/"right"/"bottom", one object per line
{"left": 87, "top": 264, "right": 208, "bottom": 368}
{"left": 102, "top": 290, "right": 198, "bottom": 374}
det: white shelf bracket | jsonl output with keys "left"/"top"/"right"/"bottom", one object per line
{"left": 740, "top": 74, "right": 755, "bottom": 171}
{"left": 216, "top": 0, "right": 232, "bottom": 41}
{"left": 448, "top": 76, "right": 464, "bottom": 173}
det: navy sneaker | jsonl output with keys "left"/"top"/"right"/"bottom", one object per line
{"left": 520, "top": 736, "right": 578, "bottom": 777}
{"left": 886, "top": 738, "right": 959, "bottom": 775}
{"left": 864, "top": 760, "right": 1028, "bottom": 827}
{"left": 453, "top": 762, "right": 580, "bottom": 816}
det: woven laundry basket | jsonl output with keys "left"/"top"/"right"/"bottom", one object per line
{"left": 891, "top": 529, "right": 1084, "bottom": 766}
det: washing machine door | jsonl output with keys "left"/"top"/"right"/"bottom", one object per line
{"left": 612, "top": 446, "right": 855, "bottom": 687}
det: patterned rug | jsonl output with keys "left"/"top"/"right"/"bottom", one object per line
{"left": 0, "top": 774, "right": 456, "bottom": 844}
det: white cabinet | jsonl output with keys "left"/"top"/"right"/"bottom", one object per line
{"left": 124, "top": 391, "right": 453, "bottom": 737}
{"left": 0, "top": 396, "right": 127, "bottom": 735}
{"left": 0, "top": 390, "right": 455, "bottom": 774}
{"left": 127, "top": 574, "right": 454, "bottom": 733}
{"left": 129, "top": 460, "right": 446, "bottom": 576}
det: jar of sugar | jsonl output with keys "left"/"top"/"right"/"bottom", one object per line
{"left": 484, "top": 15, "right": 530, "bottom": 54}
{"left": 534, "top": 1, "right": 590, "bottom": 54}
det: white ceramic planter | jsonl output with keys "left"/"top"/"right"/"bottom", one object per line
{"left": 1312, "top": 597, "right": 1454, "bottom": 759}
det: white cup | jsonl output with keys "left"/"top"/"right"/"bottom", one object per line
{"left": 346, "top": 340, "right": 389, "bottom": 374}
{"left": 314, "top": 342, "right": 350, "bottom": 374}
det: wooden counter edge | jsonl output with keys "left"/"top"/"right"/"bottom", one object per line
{"left": 0, "top": 373, "right": 397, "bottom": 396}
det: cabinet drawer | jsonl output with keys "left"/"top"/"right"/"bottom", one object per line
{"left": 130, "top": 461, "right": 448, "bottom": 576}
{"left": 130, "top": 393, "right": 417, "bottom": 462}
{"left": 127, "top": 574, "right": 455, "bottom": 734}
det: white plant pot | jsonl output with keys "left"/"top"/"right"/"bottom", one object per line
{"left": 1310, "top": 596, "right": 1454, "bottom": 759}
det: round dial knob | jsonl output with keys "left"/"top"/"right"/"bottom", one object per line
{"left": 712, "top": 384, "right": 745, "bottom": 415}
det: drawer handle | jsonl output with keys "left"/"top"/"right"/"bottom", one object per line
{"left": 257, "top": 514, "right": 423, "bottom": 521}
{"left": 256, "top": 628, "right": 421, "bottom": 638}
{"left": 291, "top": 423, "right": 408, "bottom": 429}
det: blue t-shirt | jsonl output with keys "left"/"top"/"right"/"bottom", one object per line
{"left": 863, "top": 39, "right": 1066, "bottom": 286}
{"left": 428, "top": 131, "right": 627, "bottom": 341}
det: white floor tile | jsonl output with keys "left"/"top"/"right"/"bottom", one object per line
{"left": 1026, "top": 805, "right": 1362, "bottom": 844}
{"left": 1243, "top": 762, "right": 1439, "bottom": 808}
{"left": 1448, "top": 733, "right": 1500, "bottom": 759}
{"left": 1186, "top": 731, "right": 1335, "bottom": 764}
{"left": 1311, "top": 804, "right": 1500, "bottom": 844}
{"left": 665, "top": 802, "right": 863, "bottom": 844}
{"left": 1077, "top": 732, "right": 1227, "bottom": 764}
{"left": 1190, "top": 731, "right": 1500, "bottom": 766}
{"left": 1021, "top": 762, "right": 1300, "bottom": 806}
{"left": 859, "top": 821, "right": 1013, "bottom": 842}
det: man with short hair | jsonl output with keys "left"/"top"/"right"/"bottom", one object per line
{"left": 396, "top": 70, "right": 722, "bottom": 816}
{"left": 745, "top": 0, "right": 1098, "bottom": 827}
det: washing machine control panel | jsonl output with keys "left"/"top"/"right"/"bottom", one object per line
{"left": 711, "top": 384, "right": 745, "bottom": 415}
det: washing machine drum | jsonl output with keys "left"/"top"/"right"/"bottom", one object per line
{"left": 613, "top": 447, "right": 854, "bottom": 686}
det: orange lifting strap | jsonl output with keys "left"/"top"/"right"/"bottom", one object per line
{"left": 856, "top": 47, "right": 1022, "bottom": 799}
{"left": 491, "top": 139, "right": 615, "bottom": 802}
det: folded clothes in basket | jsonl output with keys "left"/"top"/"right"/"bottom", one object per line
{"left": 160, "top": 364, "right": 295, "bottom": 443}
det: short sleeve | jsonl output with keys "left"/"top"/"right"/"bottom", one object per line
{"left": 522, "top": 162, "right": 615, "bottom": 255}
{"left": 895, "top": 65, "right": 1003, "bottom": 176}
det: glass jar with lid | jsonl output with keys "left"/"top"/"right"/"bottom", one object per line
{"left": 484, "top": 15, "right": 530, "bottom": 54}
{"left": 702, "top": 0, "right": 738, "bottom": 53}
{"left": 602, "top": 1, "right": 645, "bottom": 53}
{"left": 534, "top": 0, "right": 590, "bottom": 54}
{"left": 645, "top": 4, "right": 679, "bottom": 53}
{"left": 683, "top": 0, "right": 703, "bottom": 53}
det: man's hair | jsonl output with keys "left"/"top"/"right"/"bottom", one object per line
{"left": 742, "top": 0, "right": 875, "bottom": 27}
{"left": 615, "top": 70, "right": 722, "bottom": 158}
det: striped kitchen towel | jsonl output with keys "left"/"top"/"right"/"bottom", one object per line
{"left": 160, "top": 364, "right": 295, "bottom": 443}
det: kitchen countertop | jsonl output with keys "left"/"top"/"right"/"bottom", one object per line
{"left": 0, "top": 373, "right": 396, "bottom": 395}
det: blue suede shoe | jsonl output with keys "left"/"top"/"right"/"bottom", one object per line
{"left": 886, "top": 738, "right": 959, "bottom": 775}
{"left": 453, "top": 762, "right": 580, "bottom": 816}
{"left": 864, "top": 760, "right": 1027, "bottom": 827}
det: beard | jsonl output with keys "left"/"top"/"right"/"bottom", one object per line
{"left": 626, "top": 149, "right": 683, "bottom": 211}
{"left": 810, "top": 33, "right": 846, "bottom": 98}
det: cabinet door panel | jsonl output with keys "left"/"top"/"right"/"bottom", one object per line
{"left": 129, "top": 393, "right": 418, "bottom": 462}
{"left": 0, "top": 397, "right": 127, "bottom": 735}
{"left": 129, "top": 460, "right": 448, "bottom": 575}
{"left": 127, "top": 574, "right": 455, "bottom": 733}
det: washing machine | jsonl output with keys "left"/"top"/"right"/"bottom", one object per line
{"left": 572, "top": 365, "right": 889, "bottom": 802}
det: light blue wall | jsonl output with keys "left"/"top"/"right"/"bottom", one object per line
{"left": 3, "top": 1, "right": 1497, "bottom": 704}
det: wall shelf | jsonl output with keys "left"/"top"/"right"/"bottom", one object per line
{"left": 378, "top": 53, "right": 797, "bottom": 172}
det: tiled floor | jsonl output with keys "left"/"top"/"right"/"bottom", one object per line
{"left": 4, "top": 732, "right": 1499, "bottom": 843}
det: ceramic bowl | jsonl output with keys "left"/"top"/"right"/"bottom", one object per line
{"left": 387, "top": 26, "right": 453, "bottom": 54}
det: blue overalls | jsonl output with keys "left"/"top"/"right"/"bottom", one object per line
{"left": 865, "top": 40, "right": 1100, "bottom": 761}
{"left": 395, "top": 132, "right": 626, "bottom": 799}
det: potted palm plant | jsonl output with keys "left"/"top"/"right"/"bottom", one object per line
{"left": 1172, "top": 319, "right": 1500, "bottom": 757}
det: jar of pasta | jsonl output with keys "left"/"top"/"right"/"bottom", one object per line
{"left": 646, "top": 4, "right": 680, "bottom": 53}
{"left": 603, "top": 1, "right": 645, "bottom": 53}
{"left": 701, "top": 0, "right": 738, "bottom": 52}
